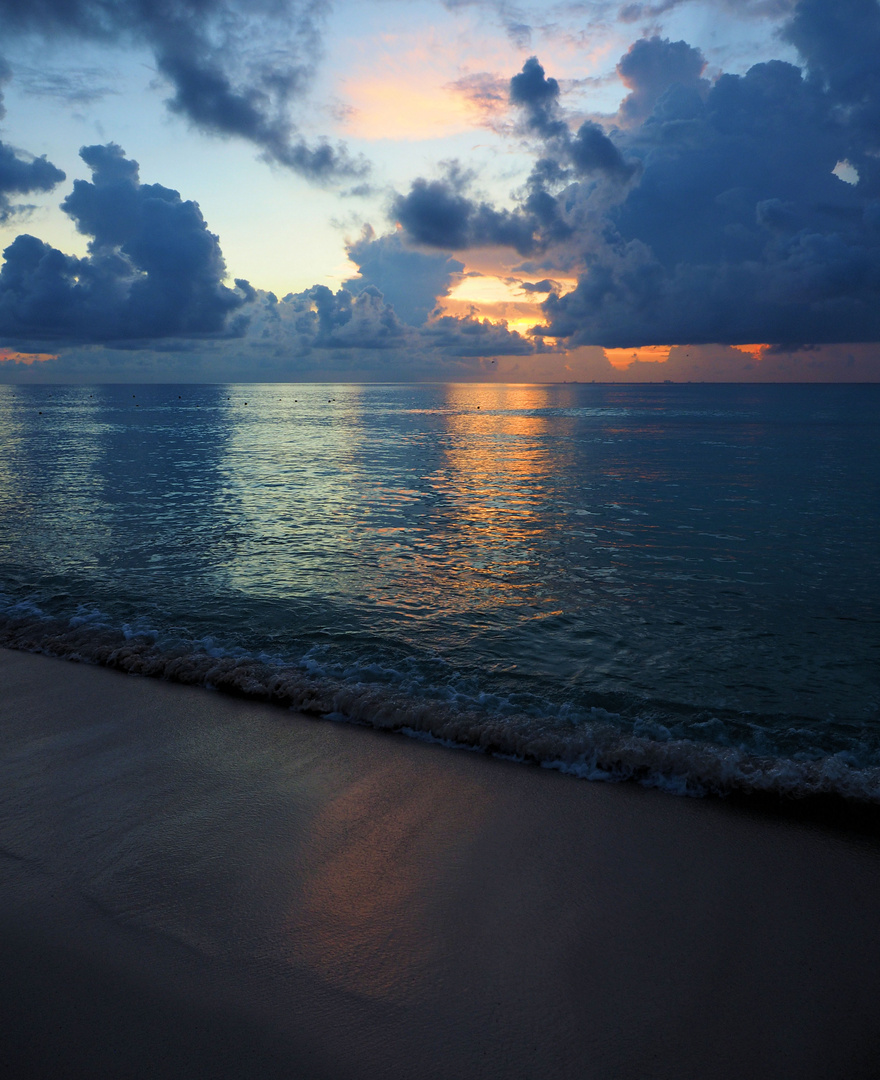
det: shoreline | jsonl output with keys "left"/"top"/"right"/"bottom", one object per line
{"left": 2, "top": 637, "right": 880, "bottom": 836}
{"left": 2, "top": 646, "right": 880, "bottom": 1078}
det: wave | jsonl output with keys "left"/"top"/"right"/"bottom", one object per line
{"left": 2, "top": 599, "right": 880, "bottom": 811}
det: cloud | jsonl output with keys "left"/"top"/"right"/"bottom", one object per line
{"left": 607, "top": 341, "right": 880, "bottom": 382}
{"left": 0, "top": 0, "right": 366, "bottom": 182}
{"left": 566, "top": 120, "right": 637, "bottom": 182}
{"left": 537, "top": 5, "right": 880, "bottom": 349}
{"left": 0, "top": 347, "right": 57, "bottom": 365}
{"left": 304, "top": 283, "right": 411, "bottom": 348}
{"left": 392, "top": 164, "right": 541, "bottom": 255}
{"left": 510, "top": 55, "right": 562, "bottom": 127}
{"left": 440, "top": 0, "right": 533, "bottom": 48}
{"left": 12, "top": 63, "right": 118, "bottom": 106}
{"left": 393, "top": 2, "right": 864, "bottom": 351}
{"left": 619, "top": 0, "right": 796, "bottom": 19}
{"left": 33, "top": 268, "right": 537, "bottom": 382}
{"left": 518, "top": 278, "right": 558, "bottom": 293}
{"left": 0, "top": 52, "right": 9, "bottom": 117}
{"left": 384, "top": 3, "right": 880, "bottom": 353}
{"left": 0, "top": 138, "right": 546, "bottom": 364}
{"left": 782, "top": 0, "right": 880, "bottom": 195}
{"left": 262, "top": 282, "right": 545, "bottom": 358}
{"left": 391, "top": 56, "right": 636, "bottom": 258}
{"left": 0, "top": 143, "right": 248, "bottom": 346}
{"left": 509, "top": 56, "right": 637, "bottom": 183}
{"left": 0, "top": 56, "right": 67, "bottom": 221}
{"left": 5, "top": 0, "right": 877, "bottom": 371}
{"left": 107, "top": 279, "right": 549, "bottom": 381}
{"left": 446, "top": 72, "right": 512, "bottom": 132}
{"left": 344, "top": 226, "right": 464, "bottom": 326}
{"left": 0, "top": 143, "right": 67, "bottom": 223}
{"left": 419, "top": 312, "right": 546, "bottom": 355}
{"left": 616, "top": 35, "right": 708, "bottom": 126}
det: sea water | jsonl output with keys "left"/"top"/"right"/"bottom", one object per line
{"left": 1, "top": 382, "right": 877, "bottom": 801}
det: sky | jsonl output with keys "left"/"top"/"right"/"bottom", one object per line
{"left": 0, "top": 0, "right": 879, "bottom": 382}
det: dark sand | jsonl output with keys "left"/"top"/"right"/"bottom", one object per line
{"left": 2, "top": 647, "right": 880, "bottom": 1079}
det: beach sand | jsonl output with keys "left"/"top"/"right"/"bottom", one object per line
{"left": 1, "top": 647, "right": 879, "bottom": 1079}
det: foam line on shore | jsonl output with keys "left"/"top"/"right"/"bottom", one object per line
{"left": 3, "top": 647, "right": 880, "bottom": 1079}
{"left": 3, "top": 607, "right": 880, "bottom": 813}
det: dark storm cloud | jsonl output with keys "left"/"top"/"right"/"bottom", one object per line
{"left": 616, "top": 35, "right": 708, "bottom": 126}
{"left": 392, "top": 2, "right": 880, "bottom": 350}
{"left": 0, "top": 56, "right": 67, "bottom": 221}
{"left": 567, "top": 120, "right": 636, "bottom": 181}
{"left": 0, "top": 0, "right": 366, "bottom": 182}
{"left": 420, "top": 313, "right": 544, "bottom": 356}
{"left": 0, "top": 143, "right": 248, "bottom": 345}
{"left": 0, "top": 145, "right": 66, "bottom": 221}
{"left": 782, "top": 0, "right": 880, "bottom": 195}
{"left": 510, "top": 56, "right": 562, "bottom": 129}
{"left": 391, "top": 56, "right": 638, "bottom": 257}
{"left": 518, "top": 278, "right": 557, "bottom": 293}
{"left": 517, "top": 0, "right": 880, "bottom": 349}
{"left": 344, "top": 227, "right": 464, "bottom": 326}
{"left": 392, "top": 166, "right": 541, "bottom": 255}
{"left": 511, "top": 57, "right": 636, "bottom": 184}
{"left": 539, "top": 39, "right": 877, "bottom": 343}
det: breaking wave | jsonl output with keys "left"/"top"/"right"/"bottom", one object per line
{"left": 3, "top": 597, "right": 879, "bottom": 809}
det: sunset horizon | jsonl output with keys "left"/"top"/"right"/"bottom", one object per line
{"left": 1, "top": 0, "right": 879, "bottom": 383}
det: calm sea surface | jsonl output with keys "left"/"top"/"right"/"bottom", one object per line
{"left": 1, "top": 382, "right": 878, "bottom": 799}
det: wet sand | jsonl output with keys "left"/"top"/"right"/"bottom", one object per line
{"left": 2, "top": 646, "right": 880, "bottom": 1079}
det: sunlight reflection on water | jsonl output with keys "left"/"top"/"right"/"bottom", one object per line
{"left": 0, "top": 382, "right": 878, "bottom": 738}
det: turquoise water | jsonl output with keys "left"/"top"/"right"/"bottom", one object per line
{"left": 1, "top": 382, "right": 878, "bottom": 799}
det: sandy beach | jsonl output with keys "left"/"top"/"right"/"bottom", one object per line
{"left": 1, "top": 646, "right": 880, "bottom": 1079}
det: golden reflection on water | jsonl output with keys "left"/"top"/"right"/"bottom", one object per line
{"left": 416, "top": 385, "right": 568, "bottom": 620}
{"left": 1, "top": 383, "right": 681, "bottom": 621}
{"left": 283, "top": 761, "right": 488, "bottom": 1003}
{"left": 213, "top": 383, "right": 579, "bottom": 621}
{"left": 438, "top": 387, "right": 553, "bottom": 540}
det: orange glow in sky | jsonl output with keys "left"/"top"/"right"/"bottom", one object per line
{"left": 340, "top": 75, "right": 489, "bottom": 140}
{"left": 436, "top": 276, "right": 541, "bottom": 339}
{"left": 731, "top": 343, "right": 771, "bottom": 361}
{"left": 436, "top": 297, "right": 539, "bottom": 331}
{"left": 436, "top": 273, "right": 572, "bottom": 337}
{"left": 338, "top": 31, "right": 517, "bottom": 140}
{"left": 449, "top": 275, "right": 526, "bottom": 306}
{"left": 604, "top": 345, "right": 673, "bottom": 369}
{"left": 0, "top": 349, "right": 57, "bottom": 365}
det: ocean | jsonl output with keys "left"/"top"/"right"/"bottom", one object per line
{"left": 1, "top": 381, "right": 878, "bottom": 803}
